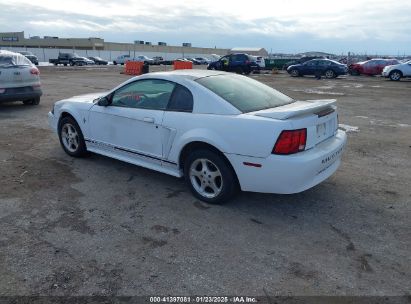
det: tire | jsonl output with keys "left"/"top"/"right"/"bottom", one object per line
{"left": 58, "top": 116, "right": 87, "bottom": 157}
{"left": 113, "top": 61, "right": 117, "bottom": 65}
{"left": 325, "top": 69, "right": 336, "bottom": 79}
{"left": 23, "top": 97, "right": 40, "bottom": 105}
{"left": 184, "top": 149, "right": 238, "bottom": 204}
{"left": 64, "top": 63, "right": 67, "bottom": 66}
{"left": 235, "top": 67, "right": 243, "bottom": 74}
{"left": 389, "top": 70, "right": 402, "bottom": 81}
{"left": 290, "top": 69, "right": 299, "bottom": 77}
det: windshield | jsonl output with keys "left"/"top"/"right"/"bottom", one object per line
{"left": 0, "top": 53, "right": 32, "bottom": 67}
{"left": 196, "top": 74, "right": 294, "bottom": 113}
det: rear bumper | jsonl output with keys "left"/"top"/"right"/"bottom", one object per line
{"left": 0, "top": 88, "right": 42, "bottom": 102}
{"left": 226, "top": 130, "right": 347, "bottom": 194}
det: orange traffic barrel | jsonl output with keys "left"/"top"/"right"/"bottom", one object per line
{"left": 125, "top": 61, "right": 144, "bottom": 75}
{"left": 173, "top": 60, "right": 193, "bottom": 70}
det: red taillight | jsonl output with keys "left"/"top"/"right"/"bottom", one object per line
{"left": 273, "top": 129, "right": 307, "bottom": 155}
{"left": 245, "top": 60, "right": 250, "bottom": 64}
{"left": 30, "top": 68, "right": 40, "bottom": 75}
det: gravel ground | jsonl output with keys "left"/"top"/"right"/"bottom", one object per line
{"left": 0, "top": 65, "right": 410, "bottom": 297}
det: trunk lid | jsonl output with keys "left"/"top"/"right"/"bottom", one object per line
{"left": 0, "top": 66, "right": 40, "bottom": 88}
{"left": 249, "top": 99, "right": 339, "bottom": 148}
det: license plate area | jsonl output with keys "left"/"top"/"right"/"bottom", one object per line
{"left": 316, "top": 117, "right": 336, "bottom": 143}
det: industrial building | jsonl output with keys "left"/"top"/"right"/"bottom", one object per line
{"left": 0, "top": 31, "right": 270, "bottom": 63}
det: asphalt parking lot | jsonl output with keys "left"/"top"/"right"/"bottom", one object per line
{"left": 0, "top": 65, "right": 410, "bottom": 297}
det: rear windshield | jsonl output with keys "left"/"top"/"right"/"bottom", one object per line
{"left": 0, "top": 53, "right": 32, "bottom": 67}
{"left": 196, "top": 74, "right": 294, "bottom": 113}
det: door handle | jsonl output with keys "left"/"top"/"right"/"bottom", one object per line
{"left": 143, "top": 117, "right": 155, "bottom": 123}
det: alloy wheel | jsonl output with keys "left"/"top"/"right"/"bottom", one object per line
{"left": 61, "top": 123, "right": 79, "bottom": 153}
{"left": 189, "top": 158, "right": 223, "bottom": 199}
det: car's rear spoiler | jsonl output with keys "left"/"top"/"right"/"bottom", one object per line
{"left": 250, "top": 99, "right": 337, "bottom": 120}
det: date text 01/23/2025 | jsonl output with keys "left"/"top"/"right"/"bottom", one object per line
{"left": 149, "top": 296, "right": 257, "bottom": 303}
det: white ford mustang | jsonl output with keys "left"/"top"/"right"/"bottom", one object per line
{"left": 48, "top": 70, "right": 347, "bottom": 203}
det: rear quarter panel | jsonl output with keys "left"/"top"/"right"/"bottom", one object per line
{"left": 162, "top": 112, "right": 292, "bottom": 162}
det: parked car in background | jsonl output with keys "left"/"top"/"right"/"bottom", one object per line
{"left": 88, "top": 56, "right": 108, "bottom": 65}
{"left": 49, "top": 53, "right": 88, "bottom": 66}
{"left": 349, "top": 58, "right": 400, "bottom": 76}
{"left": 152, "top": 56, "right": 164, "bottom": 65}
{"left": 175, "top": 58, "right": 193, "bottom": 62}
{"left": 18, "top": 51, "right": 39, "bottom": 65}
{"left": 135, "top": 55, "right": 154, "bottom": 65}
{"left": 48, "top": 70, "right": 346, "bottom": 204}
{"left": 186, "top": 58, "right": 202, "bottom": 65}
{"left": 194, "top": 57, "right": 211, "bottom": 64}
{"left": 253, "top": 56, "right": 266, "bottom": 69}
{"left": 382, "top": 60, "right": 411, "bottom": 81}
{"left": 0, "top": 50, "right": 42, "bottom": 105}
{"left": 79, "top": 57, "right": 95, "bottom": 65}
{"left": 207, "top": 53, "right": 260, "bottom": 75}
{"left": 113, "top": 54, "right": 131, "bottom": 65}
{"left": 287, "top": 59, "right": 348, "bottom": 78}
{"left": 283, "top": 56, "right": 323, "bottom": 70}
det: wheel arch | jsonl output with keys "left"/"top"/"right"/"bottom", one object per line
{"left": 57, "top": 110, "right": 85, "bottom": 136}
{"left": 178, "top": 141, "right": 240, "bottom": 186}
{"left": 390, "top": 69, "right": 403, "bottom": 77}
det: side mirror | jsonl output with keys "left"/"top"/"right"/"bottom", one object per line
{"left": 97, "top": 97, "right": 110, "bottom": 107}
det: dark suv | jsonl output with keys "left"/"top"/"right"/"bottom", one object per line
{"left": 207, "top": 53, "right": 260, "bottom": 75}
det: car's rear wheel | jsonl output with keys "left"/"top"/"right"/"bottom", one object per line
{"left": 325, "top": 69, "right": 336, "bottom": 79}
{"left": 58, "top": 116, "right": 87, "bottom": 157}
{"left": 290, "top": 69, "right": 299, "bottom": 77}
{"left": 23, "top": 97, "right": 40, "bottom": 105}
{"left": 184, "top": 150, "right": 237, "bottom": 204}
{"left": 389, "top": 70, "right": 402, "bottom": 81}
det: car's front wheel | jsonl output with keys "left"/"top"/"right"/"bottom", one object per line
{"left": 389, "top": 70, "right": 402, "bottom": 81}
{"left": 290, "top": 69, "right": 300, "bottom": 77}
{"left": 58, "top": 116, "right": 87, "bottom": 157}
{"left": 184, "top": 150, "right": 237, "bottom": 204}
{"left": 325, "top": 69, "right": 336, "bottom": 78}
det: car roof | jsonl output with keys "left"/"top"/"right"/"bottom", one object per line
{"left": 0, "top": 50, "right": 21, "bottom": 56}
{"left": 141, "top": 69, "right": 227, "bottom": 80}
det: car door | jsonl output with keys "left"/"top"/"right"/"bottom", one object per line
{"left": 363, "top": 60, "right": 376, "bottom": 74}
{"left": 404, "top": 62, "right": 411, "bottom": 76}
{"left": 88, "top": 79, "right": 176, "bottom": 165}
{"left": 304, "top": 60, "right": 317, "bottom": 75}
{"left": 218, "top": 55, "right": 230, "bottom": 71}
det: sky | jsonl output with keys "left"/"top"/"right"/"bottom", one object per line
{"left": 0, "top": 0, "right": 410, "bottom": 55}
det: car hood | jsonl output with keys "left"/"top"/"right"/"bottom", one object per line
{"left": 287, "top": 63, "right": 302, "bottom": 69}
{"left": 61, "top": 92, "right": 108, "bottom": 103}
{"left": 385, "top": 63, "right": 404, "bottom": 69}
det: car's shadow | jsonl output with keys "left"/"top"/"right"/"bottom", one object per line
{"left": 82, "top": 152, "right": 346, "bottom": 221}
{"left": 0, "top": 101, "right": 41, "bottom": 116}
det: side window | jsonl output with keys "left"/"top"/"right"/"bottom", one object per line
{"left": 111, "top": 79, "right": 175, "bottom": 110}
{"left": 167, "top": 85, "right": 194, "bottom": 112}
